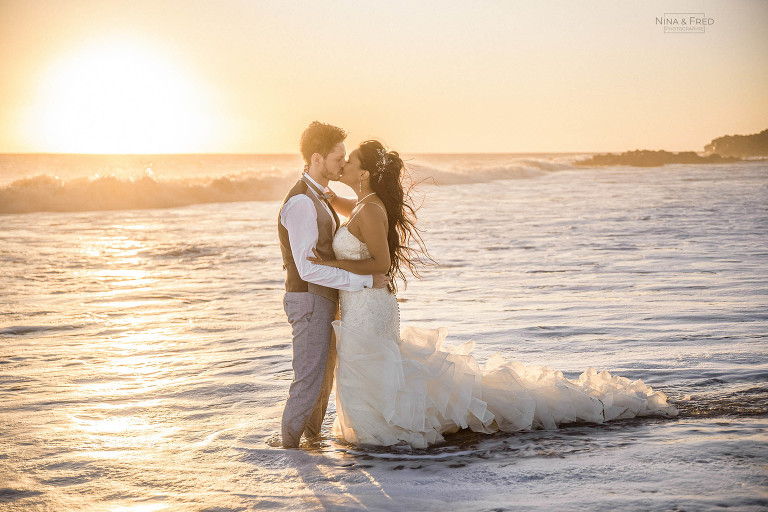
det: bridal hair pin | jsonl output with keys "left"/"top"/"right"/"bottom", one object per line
{"left": 375, "top": 148, "right": 388, "bottom": 182}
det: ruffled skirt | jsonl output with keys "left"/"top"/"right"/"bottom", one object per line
{"left": 331, "top": 321, "right": 677, "bottom": 449}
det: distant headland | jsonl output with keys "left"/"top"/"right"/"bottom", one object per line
{"left": 704, "top": 129, "right": 768, "bottom": 157}
{"left": 574, "top": 150, "right": 741, "bottom": 167}
{"left": 575, "top": 128, "right": 768, "bottom": 167}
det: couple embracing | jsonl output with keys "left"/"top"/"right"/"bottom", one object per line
{"left": 273, "top": 121, "right": 677, "bottom": 450}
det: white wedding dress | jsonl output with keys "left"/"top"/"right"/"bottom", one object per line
{"left": 330, "top": 226, "right": 678, "bottom": 449}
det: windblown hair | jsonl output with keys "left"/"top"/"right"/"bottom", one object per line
{"left": 299, "top": 121, "right": 347, "bottom": 164}
{"left": 358, "top": 140, "right": 434, "bottom": 293}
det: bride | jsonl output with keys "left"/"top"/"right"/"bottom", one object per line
{"left": 311, "top": 140, "right": 678, "bottom": 449}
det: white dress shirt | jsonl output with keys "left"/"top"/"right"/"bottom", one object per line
{"left": 280, "top": 174, "right": 373, "bottom": 291}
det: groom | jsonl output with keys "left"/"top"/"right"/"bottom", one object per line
{"left": 277, "top": 121, "right": 388, "bottom": 448}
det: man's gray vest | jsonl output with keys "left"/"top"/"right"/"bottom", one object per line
{"left": 278, "top": 177, "right": 340, "bottom": 303}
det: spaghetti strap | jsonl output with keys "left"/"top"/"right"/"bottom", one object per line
{"left": 347, "top": 201, "right": 387, "bottom": 224}
{"left": 368, "top": 202, "right": 387, "bottom": 215}
{"left": 368, "top": 203, "right": 387, "bottom": 215}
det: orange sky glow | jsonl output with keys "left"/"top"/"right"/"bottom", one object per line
{"left": 1, "top": 0, "right": 766, "bottom": 154}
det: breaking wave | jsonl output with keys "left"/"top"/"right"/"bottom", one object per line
{"left": 0, "top": 172, "right": 298, "bottom": 214}
{"left": 0, "top": 155, "right": 582, "bottom": 214}
{"left": 408, "top": 155, "right": 579, "bottom": 185}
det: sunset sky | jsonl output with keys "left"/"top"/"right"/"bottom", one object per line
{"left": 1, "top": 0, "right": 766, "bottom": 154}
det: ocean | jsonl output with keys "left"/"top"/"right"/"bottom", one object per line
{"left": 1, "top": 153, "right": 767, "bottom": 511}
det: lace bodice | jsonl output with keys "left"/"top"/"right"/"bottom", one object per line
{"left": 332, "top": 226, "right": 400, "bottom": 341}
{"left": 333, "top": 225, "right": 371, "bottom": 260}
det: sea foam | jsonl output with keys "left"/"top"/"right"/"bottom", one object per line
{"left": 0, "top": 172, "right": 297, "bottom": 214}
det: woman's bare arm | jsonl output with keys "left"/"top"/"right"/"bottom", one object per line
{"left": 329, "top": 194, "right": 356, "bottom": 219}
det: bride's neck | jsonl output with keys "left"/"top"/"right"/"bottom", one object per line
{"left": 356, "top": 187, "right": 375, "bottom": 201}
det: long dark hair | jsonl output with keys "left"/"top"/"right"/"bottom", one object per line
{"left": 358, "top": 140, "right": 433, "bottom": 292}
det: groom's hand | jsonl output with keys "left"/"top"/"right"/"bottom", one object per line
{"left": 372, "top": 273, "right": 390, "bottom": 289}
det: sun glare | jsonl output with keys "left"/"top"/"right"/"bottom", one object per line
{"left": 24, "top": 37, "right": 223, "bottom": 153}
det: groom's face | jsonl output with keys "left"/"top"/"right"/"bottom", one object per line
{"left": 321, "top": 143, "right": 346, "bottom": 181}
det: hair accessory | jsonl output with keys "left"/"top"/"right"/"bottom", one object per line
{"left": 375, "top": 148, "right": 388, "bottom": 182}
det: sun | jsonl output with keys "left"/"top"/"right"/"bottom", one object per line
{"left": 23, "top": 36, "right": 226, "bottom": 153}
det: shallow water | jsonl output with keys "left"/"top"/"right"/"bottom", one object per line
{"left": 1, "top": 159, "right": 767, "bottom": 510}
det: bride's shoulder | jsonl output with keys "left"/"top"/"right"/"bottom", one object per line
{"left": 360, "top": 200, "right": 387, "bottom": 217}
{"left": 346, "top": 200, "right": 388, "bottom": 235}
{"left": 354, "top": 201, "right": 387, "bottom": 226}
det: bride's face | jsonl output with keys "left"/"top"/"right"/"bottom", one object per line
{"left": 339, "top": 149, "right": 369, "bottom": 190}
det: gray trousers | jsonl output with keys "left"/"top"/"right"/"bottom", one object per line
{"left": 281, "top": 291, "right": 338, "bottom": 448}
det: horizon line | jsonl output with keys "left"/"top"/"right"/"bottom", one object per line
{"left": 0, "top": 148, "right": 705, "bottom": 157}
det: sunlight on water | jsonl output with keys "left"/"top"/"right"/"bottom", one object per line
{"left": 71, "top": 415, "right": 149, "bottom": 435}
{"left": 110, "top": 504, "right": 170, "bottom": 512}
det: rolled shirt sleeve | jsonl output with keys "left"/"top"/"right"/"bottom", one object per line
{"left": 280, "top": 195, "right": 373, "bottom": 291}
